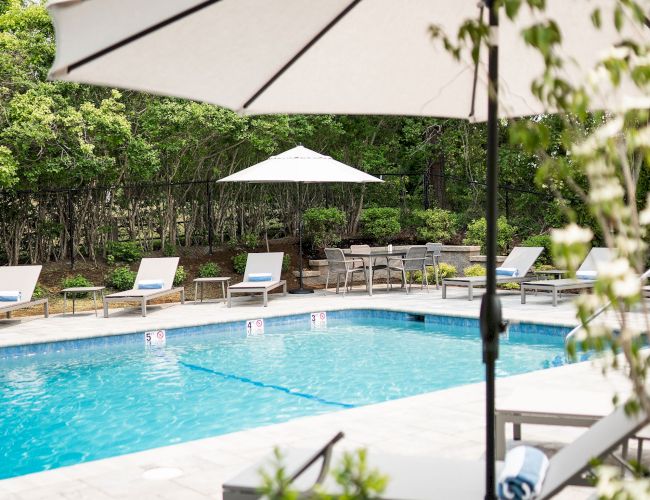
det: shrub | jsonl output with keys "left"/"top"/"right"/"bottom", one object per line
{"left": 302, "top": 207, "right": 347, "bottom": 249}
{"left": 241, "top": 233, "right": 260, "bottom": 250}
{"left": 32, "top": 284, "right": 45, "bottom": 299}
{"left": 106, "top": 241, "right": 142, "bottom": 263}
{"left": 412, "top": 208, "right": 458, "bottom": 243}
{"left": 522, "top": 234, "right": 552, "bottom": 265}
{"left": 463, "top": 216, "right": 517, "bottom": 254}
{"left": 173, "top": 266, "right": 186, "bottom": 286}
{"left": 463, "top": 264, "right": 486, "bottom": 277}
{"left": 163, "top": 243, "right": 177, "bottom": 257}
{"left": 360, "top": 207, "right": 401, "bottom": 244}
{"left": 282, "top": 254, "right": 291, "bottom": 272}
{"left": 106, "top": 266, "right": 136, "bottom": 291}
{"left": 500, "top": 282, "right": 521, "bottom": 290}
{"left": 232, "top": 252, "right": 248, "bottom": 274}
{"left": 61, "top": 274, "right": 93, "bottom": 298}
{"left": 198, "top": 262, "right": 222, "bottom": 278}
{"left": 411, "top": 262, "right": 457, "bottom": 284}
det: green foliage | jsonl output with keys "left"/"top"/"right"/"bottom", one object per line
{"left": 162, "top": 243, "right": 177, "bottom": 257}
{"left": 258, "top": 449, "right": 299, "bottom": 500}
{"left": 198, "top": 262, "right": 222, "bottom": 278}
{"left": 360, "top": 208, "right": 401, "bottom": 244}
{"left": 173, "top": 265, "right": 186, "bottom": 286}
{"left": 282, "top": 254, "right": 291, "bottom": 273}
{"left": 521, "top": 234, "right": 553, "bottom": 265}
{"left": 241, "top": 233, "right": 260, "bottom": 250}
{"left": 303, "top": 207, "right": 347, "bottom": 249}
{"left": 412, "top": 262, "right": 457, "bottom": 284}
{"left": 463, "top": 216, "right": 517, "bottom": 254}
{"left": 106, "top": 266, "right": 136, "bottom": 291}
{"left": 232, "top": 253, "right": 248, "bottom": 274}
{"left": 32, "top": 284, "right": 44, "bottom": 299}
{"left": 463, "top": 264, "right": 486, "bottom": 277}
{"left": 61, "top": 274, "right": 93, "bottom": 298}
{"left": 106, "top": 241, "right": 142, "bottom": 263}
{"left": 500, "top": 282, "right": 521, "bottom": 290}
{"left": 412, "top": 208, "right": 458, "bottom": 243}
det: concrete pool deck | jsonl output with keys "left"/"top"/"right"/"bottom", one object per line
{"left": 0, "top": 286, "right": 644, "bottom": 499}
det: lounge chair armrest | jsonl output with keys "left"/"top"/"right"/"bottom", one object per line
{"left": 289, "top": 432, "right": 345, "bottom": 490}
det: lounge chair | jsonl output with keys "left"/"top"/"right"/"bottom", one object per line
{"left": 222, "top": 405, "right": 648, "bottom": 500}
{"left": 103, "top": 257, "right": 184, "bottom": 317}
{"left": 227, "top": 252, "right": 287, "bottom": 307}
{"left": 520, "top": 247, "right": 614, "bottom": 306}
{"left": 0, "top": 265, "right": 48, "bottom": 319}
{"left": 442, "top": 246, "right": 544, "bottom": 301}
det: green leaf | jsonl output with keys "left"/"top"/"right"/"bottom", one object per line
{"left": 590, "top": 8, "right": 601, "bottom": 28}
{"left": 614, "top": 5, "right": 624, "bottom": 31}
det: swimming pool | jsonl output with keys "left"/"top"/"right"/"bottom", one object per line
{"left": 0, "top": 310, "right": 570, "bottom": 479}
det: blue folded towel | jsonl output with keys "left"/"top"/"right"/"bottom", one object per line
{"left": 137, "top": 279, "right": 164, "bottom": 290}
{"left": 498, "top": 446, "right": 549, "bottom": 500}
{"left": 0, "top": 290, "right": 21, "bottom": 302}
{"left": 248, "top": 273, "right": 273, "bottom": 282}
{"left": 496, "top": 267, "right": 519, "bottom": 277}
{"left": 576, "top": 270, "right": 597, "bottom": 280}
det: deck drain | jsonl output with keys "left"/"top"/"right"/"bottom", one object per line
{"left": 142, "top": 467, "right": 184, "bottom": 480}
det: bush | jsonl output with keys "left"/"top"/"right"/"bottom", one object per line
{"left": 463, "top": 264, "right": 486, "bottom": 277}
{"left": 282, "top": 254, "right": 291, "bottom": 272}
{"left": 198, "top": 262, "right": 222, "bottom": 278}
{"left": 232, "top": 252, "right": 248, "bottom": 274}
{"left": 61, "top": 274, "right": 94, "bottom": 298}
{"left": 163, "top": 243, "right": 177, "bottom": 257}
{"left": 360, "top": 207, "right": 401, "bottom": 244}
{"left": 173, "top": 266, "right": 186, "bottom": 286}
{"left": 106, "top": 241, "right": 142, "bottom": 263}
{"left": 412, "top": 208, "right": 458, "bottom": 243}
{"left": 521, "top": 234, "right": 552, "bottom": 265}
{"left": 32, "top": 284, "right": 45, "bottom": 299}
{"left": 463, "top": 216, "right": 517, "bottom": 254}
{"left": 241, "top": 233, "right": 260, "bottom": 250}
{"left": 411, "top": 262, "right": 457, "bottom": 284}
{"left": 106, "top": 266, "right": 136, "bottom": 291}
{"left": 302, "top": 207, "right": 347, "bottom": 249}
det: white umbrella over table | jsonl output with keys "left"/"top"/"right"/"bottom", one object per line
{"left": 218, "top": 145, "right": 382, "bottom": 293}
{"left": 46, "top": 1, "right": 650, "bottom": 496}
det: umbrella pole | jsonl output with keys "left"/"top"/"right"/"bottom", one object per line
{"left": 290, "top": 182, "right": 313, "bottom": 294}
{"left": 481, "top": 2, "right": 505, "bottom": 499}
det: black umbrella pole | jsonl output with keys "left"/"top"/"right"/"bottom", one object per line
{"left": 290, "top": 184, "right": 313, "bottom": 294}
{"left": 481, "top": 2, "right": 503, "bottom": 499}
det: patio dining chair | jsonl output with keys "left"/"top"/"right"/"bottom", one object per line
{"left": 425, "top": 242, "right": 442, "bottom": 289}
{"left": 324, "top": 248, "right": 367, "bottom": 295}
{"left": 387, "top": 245, "right": 428, "bottom": 293}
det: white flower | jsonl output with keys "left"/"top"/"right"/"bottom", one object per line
{"left": 630, "top": 125, "right": 650, "bottom": 149}
{"left": 615, "top": 235, "right": 646, "bottom": 254}
{"left": 612, "top": 273, "right": 640, "bottom": 298}
{"left": 551, "top": 224, "right": 593, "bottom": 245}
{"left": 589, "top": 181, "right": 624, "bottom": 204}
{"left": 597, "top": 258, "right": 631, "bottom": 279}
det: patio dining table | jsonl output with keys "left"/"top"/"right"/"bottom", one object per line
{"left": 344, "top": 248, "right": 408, "bottom": 296}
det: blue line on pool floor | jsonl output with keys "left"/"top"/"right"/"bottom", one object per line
{"left": 179, "top": 361, "right": 355, "bottom": 409}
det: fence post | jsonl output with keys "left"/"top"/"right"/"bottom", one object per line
{"left": 206, "top": 179, "right": 213, "bottom": 254}
{"left": 67, "top": 189, "right": 75, "bottom": 269}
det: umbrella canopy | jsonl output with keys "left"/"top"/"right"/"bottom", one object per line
{"left": 47, "top": 0, "right": 646, "bottom": 121}
{"left": 217, "top": 146, "right": 382, "bottom": 184}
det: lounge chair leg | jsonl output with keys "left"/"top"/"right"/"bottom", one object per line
{"left": 5, "top": 311, "right": 10, "bottom": 319}
{"left": 521, "top": 286, "right": 526, "bottom": 304}
{"left": 283, "top": 282, "right": 287, "bottom": 295}
{"left": 103, "top": 300, "right": 109, "bottom": 318}
{"left": 141, "top": 298, "right": 147, "bottom": 317}
{"left": 263, "top": 291, "right": 268, "bottom": 307}
{"left": 442, "top": 283, "right": 446, "bottom": 299}
{"left": 44, "top": 299, "right": 49, "bottom": 318}
{"left": 468, "top": 284, "right": 473, "bottom": 301}
{"left": 180, "top": 289, "right": 185, "bottom": 304}
{"left": 514, "top": 423, "right": 521, "bottom": 441}
{"left": 552, "top": 289, "right": 557, "bottom": 307}
{"left": 496, "top": 412, "right": 507, "bottom": 460}
{"left": 227, "top": 289, "right": 232, "bottom": 308}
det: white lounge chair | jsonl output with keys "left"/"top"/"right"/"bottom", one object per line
{"left": 103, "top": 257, "right": 184, "bottom": 317}
{"left": 442, "top": 246, "right": 544, "bottom": 301}
{"left": 223, "top": 406, "right": 647, "bottom": 500}
{"left": 227, "top": 252, "right": 287, "bottom": 307}
{"left": 520, "top": 247, "right": 614, "bottom": 306}
{"left": 0, "top": 265, "right": 48, "bottom": 319}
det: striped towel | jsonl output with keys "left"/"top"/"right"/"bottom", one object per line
{"left": 498, "top": 446, "right": 549, "bottom": 499}
{"left": 0, "top": 290, "right": 21, "bottom": 302}
{"left": 496, "top": 267, "right": 519, "bottom": 277}
{"left": 248, "top": 273, "right": 273, "bottom": 282}
{"left": 137, "top": 279, "right": 164, "bottom": 290}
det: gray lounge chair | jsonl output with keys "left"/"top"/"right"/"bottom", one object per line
{"left": 0, "top": 265, "right": 48, "bottom": 319}
{"left": 103, "top": 257, "right": 184, "bottom": 317}
{"left": 520, "top": 247, "right": 614, "bottom": 306}
{"left": 442, "top": 246, "right": 544, "bottom": 301}
{"left": 227, "top": 252, "right": 287, "bottom": 307}
{"left": 222, "top": 405, "right": 648, "bottom": 500}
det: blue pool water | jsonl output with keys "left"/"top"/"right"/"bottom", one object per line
{"left": 0, "top": 311, "right": 569, "bottom": 479}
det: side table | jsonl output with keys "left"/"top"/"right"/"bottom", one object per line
{"left": 193, "top": 277, "right": 231, "bottom": 302}
{"left": 62, "top": 286, "right": 106, "bottom": 316}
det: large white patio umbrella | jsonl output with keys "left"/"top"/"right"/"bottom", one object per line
{"left": 217, "top": 145, "right": 382, "bottom": 293}
{"left": 46, "top": 1, "right": 648, "bottom": 496}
